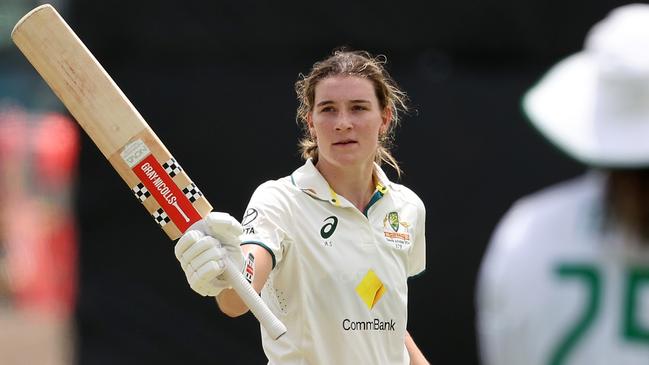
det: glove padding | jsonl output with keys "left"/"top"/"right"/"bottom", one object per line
{"left": 175, "top": 212, "right": 244, "bottom": 297}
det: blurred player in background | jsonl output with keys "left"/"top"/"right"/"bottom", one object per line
{"left": 477, "top": 4, "right": 649, "bottom": 365}
{"left": 174, "top": 50, "right": 429, "bottom": 364}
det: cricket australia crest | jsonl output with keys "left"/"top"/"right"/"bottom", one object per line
{"left": 382, "top": 211, "right": 411, "bottom": 249}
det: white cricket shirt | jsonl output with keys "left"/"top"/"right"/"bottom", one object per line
{"left": 240, "top": 159, "right": 426, "bottom": 365}
{"left": 477, "top": 173, "right": 649, "bottom": 365}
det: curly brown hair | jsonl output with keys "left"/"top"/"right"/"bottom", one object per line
{"left": 295, "top": 49, "right": 409, "bottom": 177}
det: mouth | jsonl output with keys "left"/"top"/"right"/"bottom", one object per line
{"left": 333, "top": 139, "right": 358, "bottom": 146}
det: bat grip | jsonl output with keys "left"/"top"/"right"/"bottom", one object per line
{"left": 222, "top": 260, "right": 287, "bottom": 340}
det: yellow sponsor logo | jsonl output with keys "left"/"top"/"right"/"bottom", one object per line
{"left": 355, "top": 269, "right": 386, "bottom": 310}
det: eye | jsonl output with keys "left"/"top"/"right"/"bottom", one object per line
{"left": 320, "top": 106, "right": 335, "bottom": 113}
{"left": 352, "top": 104, "right": 369, "bottom": 111}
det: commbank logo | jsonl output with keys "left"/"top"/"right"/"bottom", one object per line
{"left": 355, "top": 269, "right": 386, "bottom": 310}
{"left": 344, "top": 270, "right": 396, "bottom": 332}
{"left": 342, "top": 318, "right": 395, "bottom": 331}
{"left": 320, "top": 216, "right": 338, "bottom": 239}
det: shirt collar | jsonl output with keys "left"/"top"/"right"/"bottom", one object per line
{"left": 290, "top": 159, "right": 394, "bottom": 207}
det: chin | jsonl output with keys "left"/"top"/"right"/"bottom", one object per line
{"left": 323, "top": 153, "right": 373, "bottom": 169}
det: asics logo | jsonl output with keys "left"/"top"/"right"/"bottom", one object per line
{"left": 320, "top": 216, "right": 338, "bottom": 239}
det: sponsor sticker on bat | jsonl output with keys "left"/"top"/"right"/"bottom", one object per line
{"left": 121, "top": 139, "right": 151, "bottom": 168}
{"left": 122, "top": 140, "right": 201, "bottom": 232}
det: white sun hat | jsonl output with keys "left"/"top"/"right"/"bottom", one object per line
{"left": 523, "top": 4, "right": 649, "bottom": 168}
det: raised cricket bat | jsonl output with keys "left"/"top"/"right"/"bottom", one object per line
{"left": 12, "top": 4, "right": 286, "bottom": 339}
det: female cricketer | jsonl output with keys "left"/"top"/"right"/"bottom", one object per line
{"left": 477, "top": 5, "right": 649, "bottom": 365}
{"left": 174, "top": 50, "right": 429, "bottom": 364}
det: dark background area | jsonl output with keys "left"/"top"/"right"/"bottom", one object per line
{"left": 7, "top": 0, "right": 642, "bottom": 363}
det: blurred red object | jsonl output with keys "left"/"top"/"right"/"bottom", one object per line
{"left": 0, "top": 106, "right": 79, "bottom": 319}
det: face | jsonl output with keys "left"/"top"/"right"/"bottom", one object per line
{"left": 307, "top": 76, "right": 391, "bottom": 171}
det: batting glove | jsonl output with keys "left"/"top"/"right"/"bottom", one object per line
{"left": 175, "top": 212, "right": 244, "bottom": 297}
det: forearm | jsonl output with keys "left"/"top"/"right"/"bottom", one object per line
{"left": 406, "top": 331, "right": 429, "bottom": 365}
{"left": 216, "top": 245, "right": 272, "bottom": 317}
{"left": 216, "top": 288, "right": 249, "bottom": 317}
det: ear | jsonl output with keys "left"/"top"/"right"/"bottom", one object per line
{"left": 307, "top": 112, "right": 316, "bottom": 137}
{"left": 380, "top": 107, "right": 393, "bottom": 135}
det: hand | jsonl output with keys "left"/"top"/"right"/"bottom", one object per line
{"left": 175, "top": 212, "right": 244, "bottom": 297}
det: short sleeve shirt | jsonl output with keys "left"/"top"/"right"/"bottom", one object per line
{"left": 477, "top": 173, "right": 649, "bottom": 365}
{"left": 240, "top": 159, "right": 426, "bottom": 364}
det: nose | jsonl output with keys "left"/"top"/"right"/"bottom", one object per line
{"left": 335, "top": 111, "right": 353, "bottom": 131}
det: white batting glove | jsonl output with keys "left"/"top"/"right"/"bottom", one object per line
{"left": 174, "top": 212, "right": 244, "bottom": 297}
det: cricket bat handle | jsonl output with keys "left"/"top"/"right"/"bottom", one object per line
{"left": 222, "top": 259, "right": 286, "bottom": 340}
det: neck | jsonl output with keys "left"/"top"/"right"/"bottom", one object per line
{"left": 315, "top": 159, "right": 376, "bottom": 212}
